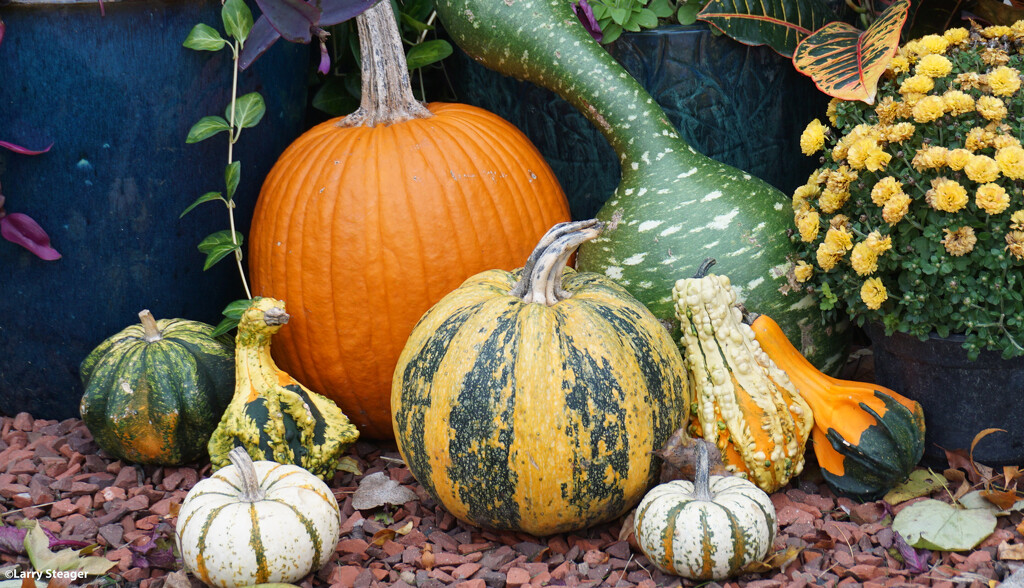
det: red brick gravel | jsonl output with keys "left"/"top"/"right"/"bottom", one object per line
{"left": 0, "top": 412, "right": 1022, "bottom": 588}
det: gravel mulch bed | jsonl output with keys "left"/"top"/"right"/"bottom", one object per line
{"left": 1, "top": 410, "right": 1023, "bottom": 588}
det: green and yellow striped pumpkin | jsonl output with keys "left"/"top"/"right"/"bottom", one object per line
{"left": 392, "top": 220, "right": 690, "bottom": 536}
{"left": 635, "top": 440, "right": 777, "bottom": 580}
{"left": 79, "top": 310, "right": 234, "bottom": 465}
{"left": 175, "top": 447, "right": 340, "bottom": 587}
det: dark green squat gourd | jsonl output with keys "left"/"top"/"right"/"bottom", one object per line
{"left": 79, "top": 311, "right": 235, "bottom": 465}
{"left": 435, "top": 0, "right": 849, "bottom": 373}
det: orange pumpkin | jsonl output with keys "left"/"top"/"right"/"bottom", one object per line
{"left": 248, "top": 1, "right": 570, "bottom": 438}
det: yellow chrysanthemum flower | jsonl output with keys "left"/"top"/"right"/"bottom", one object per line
{"left": 983, "top": 25, "right": 1012, "bottom": 38}
{"left": 819, "top": 189, "right": 850, "bottom": 214}
{"left": 1012, "top": 20, "right": 1024, "bottom": 39}
{"left": 943, "top": 27, "right": 969, "bottom": 45}
{"left": 882, "top": 192, "right": 911, "bottom": 224}
{"left": 942, "top": 90, "right": 975, "bottom": 116}
{"left": 826, "top": 165, "right": 857, "bottom": 192}
{"left": 796, "top": 210, "right": 820, "bottom": 243}
{"left": 887, "top": 55, "right": 911, "bottom": 75}
{"left": 964, "top": 154, "right": 1000, "bottom": 183}
{"left": 850, "top": 231, "right": 893, "bottom": 276}
{"left": 957, "top": 72, "right": 983, "bottom": 91}
{"left": 977, "top": 95, "right": 1008, "bottom": 121}
{"left": 848, "top": 137, "right": 886, "bottom": 170}
{"left": 792, "top": 184, "right": 819, "bottom": 212}
{"left": 1011, "top": 210, "right": 1024, "bottom": 230}
{"left": 976, "top": 183, "right": 1010, "bottom": 215}
{"left": 981, "top": 47, "right": 1011, "bottom": 67}
{"left": 794, "top": 261, "right": 813, "bottom": 283}
{"left": 926, "top": 177, "right": 968, "bottom": 213}
{"left": 942, "top": 226, "right": 978, "bottom": 256}
{"left": 919, "top": 34, "right": 950, "bottom": 55}
{"left": 866, "top": 149, "right": 891, "bottom": 172}
{"left": 912, "top": 146, "right": 948, "bottom": 171}
{"left": 882, "top": 122, "right": 916, "bottom": 143}
{"left": 875, "top": 96, "right": 901, "bottom": 125}
{"left": 916, "top": 53, "right": 953, "bottom": 78}
{"left": 816, "top": 242, "right": 844, "bottom": 271}
{"left": 995, "top": 145, "right": 1024, "bottom": 180}
{"left": 900, "top": 74, "right": 935, "bottom": 95}
{"left": 800, "top": 118, "right": 827, "bottom": 156}
{"left": 823, "top": 225, "right": 853, "bottom": 251}
{"left": 947, "top": 148, "right": 972, "bottom": 171}
{"left": 1007, "top": 231, "right": 1024, "bottom": 260}
{"left": 912, "top": 95, "right": 945, "bottom": 123}
{"left": 994, "top": 135, "right": 1022, "bottom": 150}
{"left": 987, "top": 65, "right": 1022, "bottom": 97}
{"left": 860, "top": 277, "right": 888, "bottom": 310}
{"left": 871, "top": 176, "right": 903, "bottom": 207}
{"left": 965, "top": 127, "right": 994, "bottom": 151}
{"left": 826, "top": 98, "right": 840, "bottom": 126}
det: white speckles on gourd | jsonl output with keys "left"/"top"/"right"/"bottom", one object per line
{"left": 630, "top": 162, "right": 639, "bottom": 171}
{"left": 746, "top": 277, "right": 765, "bottom": 290}
{"left": 773, "top": 202, "right": 785, "bottom": 211}
{"left": 702, "top": 240, "right": 719, "bottom": 250}
{"left": 708, "top": 210, "right": 739, "bottom": 231}
{"left": 638, "top": 220, "right": 663, "bottom": 233}
{"left": 622, "top": 253, "right": 648, "bottom": 266}
{"left": 701, "top": 190, "right": 722, "bottom": 202}
{"left": 677, "top": 168, "right": 697, "bottom": 179}
{"left": 604, "top": 266, "right": 624, "bottom": 280}
{"left": 659, "top": 225, "right": 682, "bottom": 237}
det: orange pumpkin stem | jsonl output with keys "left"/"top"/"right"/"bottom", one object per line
{"left": 137, "top": 310, "right": 163, "bottom": 342}
{"left": 227, "top": 446, "right": 266, "bottom": 502}
{"left": 340, "top": 1, "right": 433, "bottom": 128}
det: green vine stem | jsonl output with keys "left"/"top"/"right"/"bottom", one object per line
{"left": 225, "top": 37, "right": 252, "bottom": 300}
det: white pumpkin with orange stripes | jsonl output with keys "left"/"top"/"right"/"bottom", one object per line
{"left": 634, "top": 440, "right": 776, "bottom": 580}
{"left": 175, "top": 447, "right": 340, "bottom": 587}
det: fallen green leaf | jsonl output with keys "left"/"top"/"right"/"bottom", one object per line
{"left": 336, "top": 456, "right": 363, "bottom": 476}
{"left": 23, "top": 521, "right": 116, "bottom": 578}
{"left": 884, "top": 469, "right": 946, "bottom": 505}
{"left": 892, "top": 499, "right": 997, "bottom": 551}
{"left": 959, "top": 490, "right": 1024, "bottom": 515}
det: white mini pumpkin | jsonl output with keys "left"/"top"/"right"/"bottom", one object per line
{"left": 175, "top": 447, "right": 341, "bottom": 587}
{"left": 634, "top": 439, "right": 777, "bottom": 580}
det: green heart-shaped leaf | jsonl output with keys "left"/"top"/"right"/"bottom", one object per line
{"left": 892, "top": 499, "right": 997, "bottom": 551}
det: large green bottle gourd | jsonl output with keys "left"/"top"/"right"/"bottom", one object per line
{"left": 435, "top": 0, "right": 848, "bottom": 372}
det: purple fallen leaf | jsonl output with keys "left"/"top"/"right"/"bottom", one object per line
{"left": 253, "top": 0, "right": 320, "bottom": 43}
{"left": 0, "top": 526, "right": 89, "bottom": 555}
{"left": 894, "top": 531, "right": 931, "bottom": 573}
{"left": 0, "top": 140, "right": 52, "bottom": 155}
{"left": 238, "top": 17, "right": 283, "bottom": 70}
{"left": 1, "top": 212, "right": 61, "bottom": 260}
{"left": 129, "top": 532, "right": 177, "bottom": 570}
{"left": 572, "top": 0, "right": 602, "bottom": 43}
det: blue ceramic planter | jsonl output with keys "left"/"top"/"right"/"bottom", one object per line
{"left": 450, "top": 24, "right": 828, "bottom": 220}
{"left": 0, "top": 0, "right": 309, "bottom": 418}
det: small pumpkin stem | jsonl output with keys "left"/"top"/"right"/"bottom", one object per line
{"left": 692, "top": 439, "right": 714, "bottom": 502}
{"left": 228, "top": 446, "right": 266, "bottom": 502}
{"left": 523, "top": 222, "right": 604, "bottom": 306}
{"left": 509, "top": 219, "right": 600, "bottom": 298}
{"left": 743, "top": 311, "right": 761, "bottom": 326}
{"left": 693, "top": 258, "right": 717, "bottom": 279}
{"left": 338, "top": 0, "right": 432, "bottom": 128}
{"left": 137, "top": 310, "right": 162, "bottom": 343}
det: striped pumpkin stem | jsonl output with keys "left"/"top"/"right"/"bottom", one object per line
{"left": 138, "top": 310, "right": 163, "bottom": 342}
{"left": 518, "top": 220, "right": 604, "bottom": 306}
{"left": 227, "top": 446, "right": 265, "bottom": 502}
{"left": 692, "top": 439, "right": 714, "bottom": 502}
{"left": 340, "top": 0, "right": 432, "bottom": 128}
{"left": 509, "top": 219, "right": 600, "bottom": 298}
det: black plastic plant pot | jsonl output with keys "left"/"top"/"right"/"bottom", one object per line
{"left": 864, "top": 322, "right": 1024, "bottom": 468}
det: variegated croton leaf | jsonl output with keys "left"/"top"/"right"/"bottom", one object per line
{"left": 697, "top": 0, "right": 836, "bottom": 58}
{"left": 792, "top": 0, "right": 910, "bottom": 104}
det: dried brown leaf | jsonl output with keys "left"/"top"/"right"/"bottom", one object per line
{"left": 997, "top": 541, "right": 1024, "bottom": 560}
{"left": 421, "top": 545, "right": 435, "bottom": 570}
{"left": 370, "top": 529, "right": 396, "bottom": 547}
{"left": 394, "top": 521, "right": 414, "bottom": 536}
{"left": 980, "top": 488, "right": 1021, "bottom": 511}
{"left": 953, "top": 479, "right": 973, "bottom": 502}
{"left": 944, "top": 448, "right": 977, "bottom": 481}
{"left": 943, "top": 468, "right": 966, "bottom": 484}
{"left": 654, "top": 428, "right": 727, "bottom": 483}
{"left": 740, "top": 546, "right": 803, "bottom": 574}
{"left": 1003, "top": 466, "right": 1020, "bottom": 488}
{"left": 970, "top": 429, "right": 1005, "bottom": 476}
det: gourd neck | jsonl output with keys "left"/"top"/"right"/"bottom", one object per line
{"left": 338, "top": 0, "right": 433, "bottom": 128}
{"left": 138, "top": 310, "right": 162, "bottom": 342}
{"left": 235, "top": 304, "right": 289, "bottom": 398}
{"left": 228, "top": 446, "right": 266, "bottom": 502}
{"left": 692, "top": 439, "right": 714, "bottom": 502}
{"left": 436, "top": 0, "right": 694, "bottom": 176}
{"left": 509, "top": 219, "right": 603, "bottom": 306}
